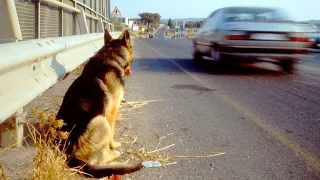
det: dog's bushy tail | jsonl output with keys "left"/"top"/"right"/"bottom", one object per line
{"left": 68, "top": 157, "right": 143, "bottom": 178}
{"left": 85, "top": 162, "right": 143, "bottom": 178}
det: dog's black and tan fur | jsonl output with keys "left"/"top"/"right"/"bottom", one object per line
{"left": 56, "top": 29, "right": 142, "bottom": 178}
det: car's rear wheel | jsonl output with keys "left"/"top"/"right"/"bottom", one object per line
{"left": 280, "top": 58, "right": 295, "bottom": 73}
{"left": 210, "top": 48, "right": 221, "bottom": 62}
{"left": 210, "top": 46, "right": 232, "bottom": 67}
{"left": 193, "top": 45, "right": 204, "bottom": 64}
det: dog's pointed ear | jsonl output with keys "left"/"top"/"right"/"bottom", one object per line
{"left": 121, "top": 29, "right": 130, "bottom": 47}
{"left": 104, "top": 29, "right": 113, "bottom": 45}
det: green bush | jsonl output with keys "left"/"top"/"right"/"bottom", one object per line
{"left": 114, "top": 23, "right": 126, "bottom": 31}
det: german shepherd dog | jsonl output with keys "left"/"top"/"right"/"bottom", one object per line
{"left": 56, "top": 29, "right": 143, "bottom": 178}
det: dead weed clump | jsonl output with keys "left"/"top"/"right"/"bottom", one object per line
{"left": 26, "top": 110, "right": 84, "bottom": 180}
{"left": 0, "top": 165, "right": 9, "bottom": 180}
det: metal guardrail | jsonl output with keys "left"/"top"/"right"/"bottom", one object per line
{"left": 0, "top": 0, "right": 117, "bottom": 147}
{"left": 0, "top": 32, "right": 122, "bottom": 124}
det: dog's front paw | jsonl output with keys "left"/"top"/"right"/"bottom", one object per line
{"left": 110, "top": 141, "right": 122, "bottom": 149}
{"left": 106, "top": 150, "right": 121, "bottom": 163}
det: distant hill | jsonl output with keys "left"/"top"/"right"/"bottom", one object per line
{"left": 161, "top": 18, "right": 206, "bottom": 24}
{"left": 302, "top": 20, "right": 320, "bottom": 25}
{"left": 159, "top": 18, "right": 320, "bottom": 27}
{"left": 161, "top": 18, "right": 320, "bottom": 23}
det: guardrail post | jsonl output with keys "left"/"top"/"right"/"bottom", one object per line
{"left": 98, "top": 17, "right": 104, "bottom": 32}
{"left": 35, "top": 1, "right": 40, "bottom": 39}
{"left": 73, "top": 1, "right": 77, "bottom": 35}
{"left": 105, "top": 22, "right": 111, "bottom": 32}
{"left": 0, "top": 108, "right": 25, "bottom": 148}
{"left": 60, "top": 0, "right": 64, "bottom": 36}
{"left": 111, "top": 24, "right": 115, "bottom": 32}
{"left": 0, "top": 0, "right": 22, "bottom": 43}
{"left": 77, "top": 8, "right": 89, "bottom": 34}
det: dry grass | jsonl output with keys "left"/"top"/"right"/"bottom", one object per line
{"left": 117, "top": 100, "right": 225, "bottom": 168}
{"left": 129, "top": 31, "right": 139, "bottom": 38}
{"left": 124, "top": 132, "right": 225, "bottom": 166}
{"left": 164, "top": 29, "right": 174, "bottom": 38}
{"left": 26, "top": 111, "right": 85, "bottom": 180}
{"left": 27, "top": 109, "right": 123, "bottom": 180}
{"left": 0, "top": 165, "right": 9, "bottom": 180}
{"left": 0, "top": 110, "right": 86, "bottom": 179}
{"left": 75, "top": 63, "right": 86, "bottom": 76}
{"left": 129, "top": 31, "right": 148, "bottom": 38}
{"left": 185, "top": 28, "right": 196, "bottom": 38}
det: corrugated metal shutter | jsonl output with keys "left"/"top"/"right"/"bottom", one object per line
{"left": 90, "top": 11, "right": 96, "bottom": 33}
{"left": 64, "top": 0, "right": 74, "bottom": 6}
{"left": 15, "top": 0, "right": 107, "bottom": 38}
{"left": 40, "top": 3, "right": 60, "bottom": 38}
{"left": 76, "top": 6, "right": 85, "bottom": 35}
{"left": 75, "top": 17, "right": 80, "bottom": 35}
{"left": 63, "top": 10, "right": 73, "bottom": 36}
{"left": 94, "top": 20, "right": 97, "bottom": 33}
{"left": 63, "top": 0, "right": 76, "bottom": 36}
{"left": 85, "top": 0, "right": 91, "bottom": 8}
{"left": 92, "top": 20, "right": 97, "bottom": 33}
{"left": 101, "top": 0, "right": 104, "bottom": 17}
{"left": 92, "top": 0, "right": 96, "bottom": 11}
{"left": 15, "top": 0, "right": 35, "bottom": 40}
{"left": 96, "top": 0, "right": 100, "bottom": 14}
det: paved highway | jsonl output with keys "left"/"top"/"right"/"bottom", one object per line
{"left": 7, "top": 33, "right": 319, "bottom": 179}
{"left": 121, "top": 37, "right": 320, "bottom": 179}
{"left": 154, "top": 26, "right": 167, "bottom": 38}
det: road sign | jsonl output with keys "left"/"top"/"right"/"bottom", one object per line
{"left": 111, "top": 6, "right": 122, "bottom": 17}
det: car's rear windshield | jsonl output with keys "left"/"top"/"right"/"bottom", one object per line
{"left": 225, "top": 8, "right": 291, "bottom": 22}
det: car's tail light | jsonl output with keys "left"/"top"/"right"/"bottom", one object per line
{"left": 288, "top": 33, "right": 310, "bottom": 42}
{"left": 289, "top": 37, "right": 309, "bottom": 42}
{"left": 226, "top": 35, "right": 247, "bottom": 40}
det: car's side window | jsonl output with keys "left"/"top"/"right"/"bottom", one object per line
{"left": 208, "top": 9, "right": 224, "bottom": 29}
{"left": 202, "top": 10, "right": 218, "bottom": 29}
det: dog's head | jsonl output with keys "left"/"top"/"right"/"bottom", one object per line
{"left": 104, "top": 29, "right": 133, "bottom": 76}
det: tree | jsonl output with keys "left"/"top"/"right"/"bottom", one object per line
{"left": 168, "top": 18, "right": 172, "bottom": 28}
{"left": 194, "top": 21, "right": 203, "bottom": 28}
{"left": 138, "top": 12, "right": 161, "bottom": 30}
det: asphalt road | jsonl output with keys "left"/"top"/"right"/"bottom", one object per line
{"left": 154, "top": 26, "right": 166, "bottom": 38}
{"left": 10, "top": 35, "right": 320, "bottom": 180}
{"left": 121, "top": 37, "right": 320, "bottom": 180}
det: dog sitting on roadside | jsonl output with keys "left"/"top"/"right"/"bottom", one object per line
{"left": 55, "top": 29, "right": 143, "bottom": 178}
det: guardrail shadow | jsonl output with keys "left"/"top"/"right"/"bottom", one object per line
{"left": 51, "top": 55, "right": 68, "bottom": 80}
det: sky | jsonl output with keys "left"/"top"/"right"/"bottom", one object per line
{"left": 110, "top": 0, "right": 320, "bottom": 21}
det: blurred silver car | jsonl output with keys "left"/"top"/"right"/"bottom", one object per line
{"left": 193, "top": 7, "right": 314, "bottom": 72}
